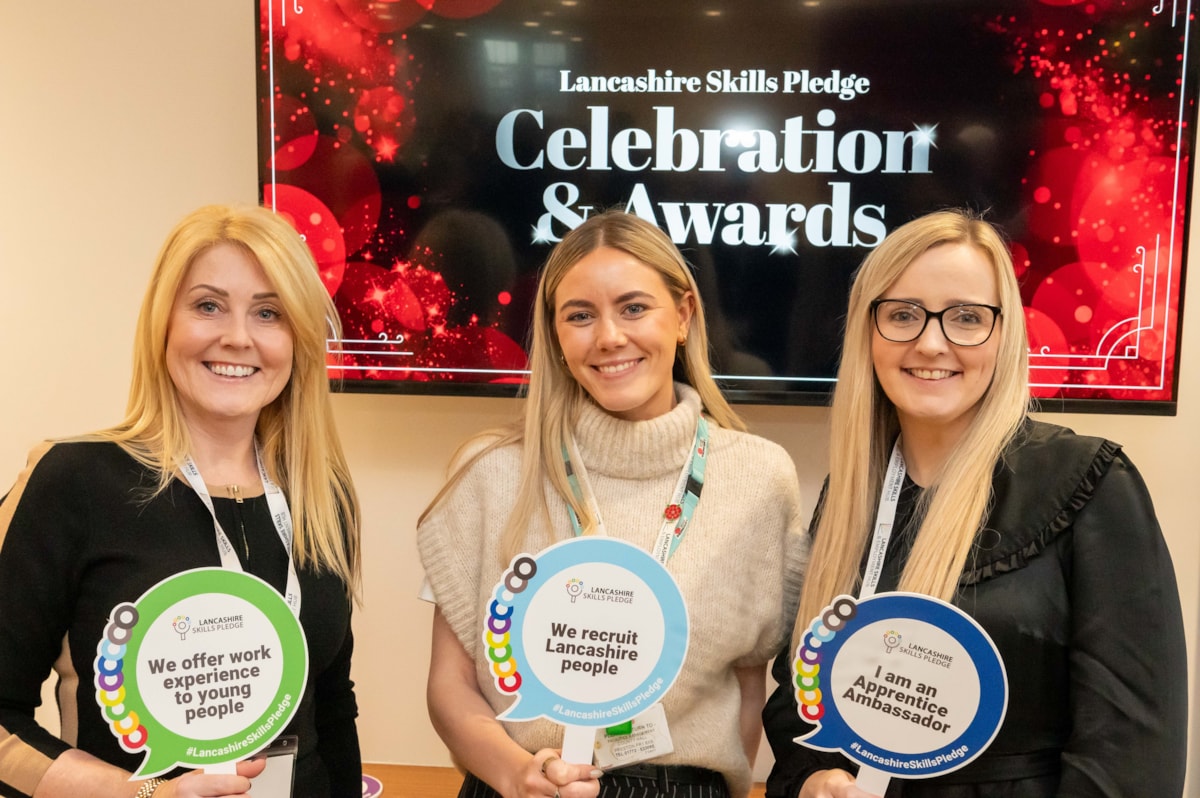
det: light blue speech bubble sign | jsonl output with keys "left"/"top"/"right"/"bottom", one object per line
{"left": 793, "top": 593, "right": 1006, "bottom": 778}
{"left": 483, "top": 537, "right": 688, "bottom": 726}
{"left": 94, "top": 567, "right": 308, "bottom": 777}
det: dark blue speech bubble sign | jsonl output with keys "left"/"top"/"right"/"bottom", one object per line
{"left": 794, "top": 592, "right": 1006, "bottom": 778}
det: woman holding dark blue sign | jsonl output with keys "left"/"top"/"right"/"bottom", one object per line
{"left": 762, "top": 210, "right": 1187, "bottom": 797}
{"left": 418, "top": 210, "right": 808, "bottom": 798}
{"left": 0, "top": 205, "right": 362, "bottom": 798}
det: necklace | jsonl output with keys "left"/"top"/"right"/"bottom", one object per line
{"left": 225, "top": 485, "right": 251, "bottom": 560}
{"left": 180, "top": 442, "right": 302, "bottom": 615}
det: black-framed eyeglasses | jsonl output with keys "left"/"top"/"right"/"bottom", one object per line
{"left": 870, "top": 299, "right": 1002, "bottom": 347}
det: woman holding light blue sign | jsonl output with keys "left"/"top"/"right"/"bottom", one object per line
{"left": 762, "top": 210, "right": 1187, "bottom": 797}
{"left": 0, "top": 205, "right": 362, "bottom": 798}
{"left": 418, "top": 211, "right": 808, "bottom": 798}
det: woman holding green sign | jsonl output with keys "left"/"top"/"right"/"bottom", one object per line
{"left": 762, "top": 210, "right": 1187, "bottom": 797}
{"left": 0, "top": 205, "right": 362, "bottom": 797}
{"left": 419, "top": 210, "right": 808, "bottom": 798}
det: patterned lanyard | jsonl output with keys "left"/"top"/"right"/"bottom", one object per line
{"left": 563, "top": 417, "right": 709, "bottom": 565}
{"left": 180, "top": 440, "right": 301, "bottom": 616}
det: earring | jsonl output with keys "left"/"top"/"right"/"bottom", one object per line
{"left": 677, "top": 335, "right": 687, "bottom": 346}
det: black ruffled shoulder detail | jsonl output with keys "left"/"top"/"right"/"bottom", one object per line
{"left": 959, "top": 420, "right": 1121, "bottom": 586}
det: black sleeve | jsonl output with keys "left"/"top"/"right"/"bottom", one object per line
{"left": 313, "top": 613, "right": 361, "bottom": 794}
{"left": 762, "top": 642, "right": 854, "bottom": 798}
{"left": 0, "top": 445, "right": 85, "bottom": 795}
{"left": 1057, "top": 453, "right": 1187, "bottom": 795}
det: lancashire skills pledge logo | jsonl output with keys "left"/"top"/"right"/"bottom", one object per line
{"left": 172, "top": 616, "right": 191, "bottom": 641}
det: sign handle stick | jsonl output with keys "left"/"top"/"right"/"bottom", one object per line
{"left": 855, "top": 766, "right": 890, "bottom": 796}
{"left": 561, "top": 724, "right": 595, "bottom": 766}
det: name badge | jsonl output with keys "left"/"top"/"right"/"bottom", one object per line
{"left": 594, "top": 703, "right": 674, "bottom": 768}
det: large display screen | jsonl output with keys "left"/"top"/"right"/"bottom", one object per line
{"left": 256, "top": 0, "right": 1196, "bottom": 413}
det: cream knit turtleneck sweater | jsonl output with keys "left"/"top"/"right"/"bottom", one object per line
{"left": 419, "top": 384, "right": 808, "bottom": 797}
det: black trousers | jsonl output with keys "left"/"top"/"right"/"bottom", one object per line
{"left": 457, "top": 766, "right": 731, "bottom": 798}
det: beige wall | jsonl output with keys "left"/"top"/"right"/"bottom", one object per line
{"left": 1, "top": 1, "right": 1196, "bottom": 792}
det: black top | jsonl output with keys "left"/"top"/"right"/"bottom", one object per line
{"left": 0, "top": 441, "right": 360, "bottom": 798}
{"left": 763, "top": 420, "right": 1188, "bottom": 798}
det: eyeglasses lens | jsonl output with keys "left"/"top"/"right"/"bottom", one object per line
{"left": 874, "top": 301, "right": 997, "bottom": 346}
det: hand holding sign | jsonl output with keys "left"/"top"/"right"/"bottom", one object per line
{"left": 94, "top": 568, "right": 308, "bottom": 778}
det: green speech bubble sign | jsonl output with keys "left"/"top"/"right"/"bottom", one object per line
{"left": 93, "top": 567, "right": 308, "bottom": 777}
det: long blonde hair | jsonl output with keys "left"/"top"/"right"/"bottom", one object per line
{"left": 419, "top": 210, "right": 744, "bottom": 562}
{"left": 92, "top": 204, "right": 361, "bottom": 594}
{"left": 795, "top": 210, "right": 1029, "bottom": 628}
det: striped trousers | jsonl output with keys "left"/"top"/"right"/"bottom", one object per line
{"left": 457, "top": 768, "right": 731, "bottom": 798}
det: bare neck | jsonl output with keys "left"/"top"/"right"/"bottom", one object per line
{"left": 896, "top": 422, "right": 966, "bottom": 488}
{"left": 183, "top": 418, "right": 260, "bottom": 487}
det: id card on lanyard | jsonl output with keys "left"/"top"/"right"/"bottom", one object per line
{"left": 179, "top": 440, "right": 302, "bottom": 616}
{"left": 560, "top": 416, "right": 708, "bottom": 765}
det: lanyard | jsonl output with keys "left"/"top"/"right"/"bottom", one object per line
{"left": 564, "top": 417, "right": 709, "bottom": 565}
{"left": 179, "top": 441, "right": 301, "bottom": 616}
{"left": 860, "top": 439, "right": 906, "bottom": 599}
